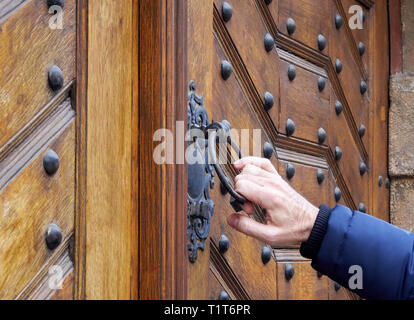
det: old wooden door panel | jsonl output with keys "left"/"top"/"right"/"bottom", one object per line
{"left": 279, "top": 60, "right": 330, "bottom": 144}
{"left": 0, "top": 108, "right": 75, "bottom": 299}
{"left": 0, "top": 0, "right": 76, "bottom": 150}
{"left": 180, "top": 0, "right": 389, "bottom": 301}
{"left": 0, "top": 0, "right": 76, "bottom": 300}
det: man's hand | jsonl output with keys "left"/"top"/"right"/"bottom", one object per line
{"left": 227, "top": 157, "right": 319, "bottom": 246}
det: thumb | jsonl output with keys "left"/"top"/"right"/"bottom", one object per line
{"left": 227, "top": 214, "right": 277, "bottom": 244}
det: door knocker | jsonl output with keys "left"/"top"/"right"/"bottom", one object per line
{"left": 187, "top": 80, "right": 246, "bottom": 263}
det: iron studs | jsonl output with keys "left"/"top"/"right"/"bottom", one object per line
{"left": 317, "top": 34, "right": 327, "bottom": 51}
{"left": 221, "top": 60, "right": 233, "bottom": 80}
{"left": 264, "top": 0, "right": 272, "bottom": 4}
{"left": 219, "top": 235, "right": 230, "bottom": 254}
{"left": 263, "top": 142, "right": 274, "bottom": 159}
{"left": 335, "top": 146, "right": 342, "bottom": 161}
{"left": 264, "top": 92, "right": 274, "bottom": 111}
{"left": 378, "top": 176, "right": 383, "bottom": 187}
{"left": 222, "top": 2, "right": 233, "bottom": 22}
{"left": 317, "top": 169, "right": 325, "bottom": 185}
{"left": 285, "top": 263, "right": 295, "bottom": 281}
{"left": 264, "top": 33, "right": 275, "bottom": 52}
{"left": 359, "top": 124, "right": 366, "bottom": 138}
{"left": 335, "top": 59, "right": 343, "bottom": 73}
{"left": 48, "top": 65, "right": 64, "bottom": 91}
{"left": 318, "top": 77, "right": 326, "bottom": 92}
{"left": 43, "top": 149, "right": 60, "bottom": 176}
{"left": 335, "top": 14, "right": 343, "bottom": 29}
{"left": 317, "top": 271, "right": 323, "bottom": 278}
{"left": 47, "top": 0, "right": 64, "bottom": 8}
{"left": 286, "top": 118, "right": 295, "bottom": 136}
{"left": 318, "top": 128, "right": 327, "bottom": 144}
{"left": 360, "top": 81, "right": 367, "bottom": 94}
{"left": 385, "top": 178, "right": 390, "bottom": 189}
{"left": 335, "top": 101, "right": 343, "bottom": 115}
{"left": 286, "top": 163, "right": 295, "bottom": 180}
{"left": 359, "top": 42, "right": 366, "bottom": 56}
{"left": 335, "top": 187, "right": 342, "bottom": 202}
{"left": 360, "top": 162, "right": 367, "bottom": 176}
{"left": 45, "top": 223, "right": 62, "bottom": 250}
{"left": 288, "top": 65, "right": 296, "bottom": 81}
{"left": 359, "top": 203, "right": 367, "bottom": 213}
{"left": 334, "top": 282, "right": 341, "bottom": 291}
{"left": 261, "top": 246, "right": 272, "bottom": 265}
{"left": 219, "top": 290, "right": 230, "bottom": 300}
{"left": 286, "top": 18, "right": 296, "bottom": 35}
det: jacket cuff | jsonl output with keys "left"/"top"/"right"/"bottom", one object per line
{"left": 299, "top": 204, "right": 333, "bottom": 260}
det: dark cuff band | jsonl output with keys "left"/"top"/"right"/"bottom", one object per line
{"left": 300, "top": 204, "right": 333, "bottom": 260}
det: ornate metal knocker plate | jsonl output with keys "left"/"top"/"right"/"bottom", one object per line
{"left": 187, "top": 81, "right": 246, "bottom": 263}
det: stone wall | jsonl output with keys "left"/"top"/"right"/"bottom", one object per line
{"left": 389, "top": 0, "right": 414, "bottom": 231}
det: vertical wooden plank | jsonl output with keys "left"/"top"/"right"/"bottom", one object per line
{"left": 85, "top": 0, "right": 138, "bottom": 299}
{"left": 186, "top": 0, "right": 213, "bottom": 300}
{"left": 370, "top": 0, "right": 389, "bottom": 222}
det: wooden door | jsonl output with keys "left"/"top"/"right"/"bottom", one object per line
{"left": 0, "top": 0, "right": 139, "bottom": 300}
{"left": 172, "top": 0, "right": 389, "bottom": 300}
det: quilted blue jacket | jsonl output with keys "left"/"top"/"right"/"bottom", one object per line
{"left": 303, "top": 205, "right": 414, "bottom": 300}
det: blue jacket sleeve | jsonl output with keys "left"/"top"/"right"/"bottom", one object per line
{"left": 312, "top": 205, "right": 414, "bottom": 300}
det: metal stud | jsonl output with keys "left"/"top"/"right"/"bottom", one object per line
{"left": 288, "top": 65, "right": 296, "bottom": 81}
{"left": 359, "top": 124, "right": 366, "bottom": 138}
{"left": 335, "top": 14, "right": 343, "bottom": 29}
{"left": 219, "top": 290, "right": 230, "bottom": 300}
{"left": 317, "top": 169, "right": 325, "bottom": 185}
{"left": 222, "top": 2, "right": 233, "bottom": 22}
{"left": 318, "top": 128, "right": 327, "bottom": 144}
{"left": 264, "top": 0, "right": 272, "bottom": 4}
{"left": 334, "top": 282, "right": 341, "bottom": 291}
{"left": 264, "top": 92, "right": 274, "bottom": 111}
{"left": 47, "top": 0, "right": 64, "bottom": 8}
{"left": 359, "top": 203, "right": 367, "bottom": 213}
{"left": 219, "top": 235, "right": 230, "bottom": 254}
{"left": 378, "top": 176, "right": 383, "bottom": 187}
{"left": 317, "top": 271, "right": 323, "bottom": 278}
{"left": 318, "top": 77, "right": 326, "bottom": 92}
{"left": 335, "top": 59, "right": 343, "bottom": 73}
{"left": 286, "top": 18, "right": 296, "bottom": 35}
{"left": 360, "top": 81, "right": 367, "bottom": 95}
{"left": 334, "top": 187, "right": 342, "bottom": 202}
{"left": 263, "top": 142, "right": 274, "bottom": 159}
{"left": 286, "top": 163, "right": 295, "bottom": 180}
{"left": 43, "top": 149, "right": 60, "bottom": 176}
{"left": 261, "top": 246, "right": 272, "bottom": 265}
{"left": 286, "top": 118, "right": 295, "bottom": 136}
{"left": 285, "top": 263, "right": 295, "bottom": 281}
{"left": 385, "top": 178, "right": 390, "bottom": 189}
{"left": 335, "top": 101, "right": 343, "bottom": 115}
{"left": 360, "top": 162, "right": 367, "bottom": 176}
{"left": 335, "top": 146, "right": 342, "bottom": 161}
{"left": 45, "top": 223, "right": 62, "bottom": 250}
{"left": 264, "top": 33, "right": 275, "bottom": 52}
{"left": 48, "top": 65, "right": 64, "bottom": 91}
{"left": 221, "top": 60, "right": 233, "bottom": 80}
{"left": 317, "top": 34, "right": 327, "bottom": 51}
{"left": 359, "top": 42, "right": 366, "bottom": 56}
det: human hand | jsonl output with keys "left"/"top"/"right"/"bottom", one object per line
{"left": 226, "top": 157, "right": 319, "bottom": 246}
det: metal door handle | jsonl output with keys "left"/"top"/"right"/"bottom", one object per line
{"left": 207, "top": 121, "right": 247, "bottom": 211}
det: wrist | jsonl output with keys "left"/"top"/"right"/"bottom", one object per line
{"left": 299, "top": 204, "right": 319, "bottom": 243}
